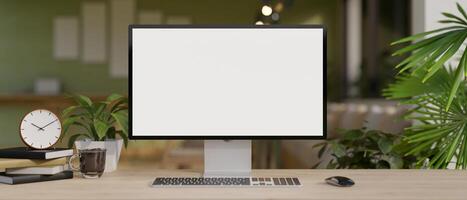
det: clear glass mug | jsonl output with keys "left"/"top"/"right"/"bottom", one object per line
{"left": 68, "top": 148, "right": 106, "bottom": 178}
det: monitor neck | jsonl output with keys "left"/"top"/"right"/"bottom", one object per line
{"left": 204, "top": 140, "right": 251, "bottom": 177}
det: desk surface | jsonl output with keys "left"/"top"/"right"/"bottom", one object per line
{"left": 1, "top": 169, "right": 467, "bottom": 200}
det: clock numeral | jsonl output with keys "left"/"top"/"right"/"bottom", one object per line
{"left": 40, "top": 145, "right": 42, "bottom": 148}
{"left": 58, "top": 127, "right": 61, "bottom": 130}
{"left": 23, "top": 137, "right": 27, "bottom": 139}
{"left": 49, "top": 142, "right": 52, "bottom": 146}
{"left": 55, "top": 136, "right": 59, "bottom": 139}
{"left": 49, "top": 112, "right": 51, "bottom": 116}
{"left": 23, "top": 120, "right": 27, "bottom": 122}
{"left": 39, "top": 110, "right": 42, "bottom": 113}
{"left": 30, "top": 113, "right": 33, "bottom": 116}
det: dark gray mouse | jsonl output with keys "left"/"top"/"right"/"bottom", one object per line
{"left": 325, "top": 176, "right": 355, "bottom": 187}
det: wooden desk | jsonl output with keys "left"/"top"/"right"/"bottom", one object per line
{"left": 1, "top": 169, "right": 467, "bottom": 200}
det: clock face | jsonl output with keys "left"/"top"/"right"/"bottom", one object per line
{"left": 19, "top": 109, "right": 62, "bottom": 149}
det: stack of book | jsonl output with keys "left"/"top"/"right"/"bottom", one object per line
{"left": 0, "top": 147, "right": 74, "bottom": 185}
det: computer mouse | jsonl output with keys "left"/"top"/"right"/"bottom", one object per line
{"left": 325, "top": 176, "right": 354, "bottom": 187}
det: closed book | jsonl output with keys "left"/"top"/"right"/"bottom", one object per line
{"left": 0, "top": 147, "right": 73, "bottom": 159}
{"left": 0, "top": 171, "right": 73, "bottom": 185}
{"left": 6, "top": 165, "right": 66, "bottom": 175}
{"left": 0, "top": 157, "right": 67, "bottom": 169}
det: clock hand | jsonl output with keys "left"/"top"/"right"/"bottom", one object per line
{"left": 40, "top": 119, "right": 58, "bottom": 129}
{"left": 31, "top": 123, "right": 44, "bottom": 131}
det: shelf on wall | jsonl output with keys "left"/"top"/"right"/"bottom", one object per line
{"left": 0, "top": 94, "right": 108, "bottom": 107}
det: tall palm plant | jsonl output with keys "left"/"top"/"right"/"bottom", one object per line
{"left": 385, "top": 3, "right": 467, "bottom": 169}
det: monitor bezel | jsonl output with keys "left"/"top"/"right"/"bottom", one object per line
{"left": 128, "top": 25, "right": 327, "bottom": 140}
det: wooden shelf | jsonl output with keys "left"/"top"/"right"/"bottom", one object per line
{"left": 0, "top": 94, "right": 108, "bottom": 107}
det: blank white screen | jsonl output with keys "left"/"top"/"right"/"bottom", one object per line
{"left": 132, "top": 28, "right": 324, "bottom": 136}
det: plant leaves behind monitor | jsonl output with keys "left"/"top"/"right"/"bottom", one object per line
{"left": 313, "top": 129, "right": 418, "bottom": 169}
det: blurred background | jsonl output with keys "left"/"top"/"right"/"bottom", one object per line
{"left": 0, "top": 0, "right": 458, "bottom": 170}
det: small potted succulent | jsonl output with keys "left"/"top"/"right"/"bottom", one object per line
{"left": 62, "top": 94, "right": 128, "bottom": 172}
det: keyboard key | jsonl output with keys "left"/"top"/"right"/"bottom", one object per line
{"left": 292, "top": 178, "right": 301, "bottom": 185}
{"left": 273, "top": 178, "right": 280, "bottom": 185}
{"left": 279, "top": 178, "right": 287, "bottom": 185}
{"left": 286, "top": 178, "right": 294, "bottom": 185}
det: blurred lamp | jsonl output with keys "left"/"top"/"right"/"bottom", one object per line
{"left": 261, "top": 5, "right": 273, "bottom": 16}
{"left": 272, "top": 13, "right": 280, "bottom": 21}
{"left": 275, "top": 2, "right": 284, "bottom": 12}
{"left": 255, "top": 20, "right": 264, "bottom": 25}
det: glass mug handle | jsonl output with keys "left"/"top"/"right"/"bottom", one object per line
{"left": 68, "top": 154, "right": 81, "bottom": 172}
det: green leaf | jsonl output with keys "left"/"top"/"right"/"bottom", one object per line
{"left": 331, "top": 142, "right": 346, "bottom": 157}
{"left": 438, "top": 20, "right": 467, "bottom": 26}
{"left": 446, "top": 51, "right": 466, "bottom": 110}
{"left": 391, "top": 26, "right": 463, "bottom": 45}
{"left": 62, "top": 105, "right": 80, "bottom": 117}
{"left": 406, "top": 125, "right": 456, "bottom": 142}
{"left": 106, "top": 93, "right": 124, "bottom": 102}
{"left": 384, "top": 70, "right": 447, "bottom": 99}
{"left": 318, "top": 143, "right": 328, "bottom": 158}
{"left": 378, "top": 137, "right": 393, "bottom": 154}
{"left": 311, "top": 162, "right": 321, "bottom": 169}
{"left": 442, "top": 12, "right": 467, "bottom": 25}
{"left": 116, "top": 131, "right": 129, "bottom": 148}
{"left": 312, "top": 142, "right": 326, "bottom": 148}
{"left": 342, "top": 129, "right": 364, "bottom": 140}
{"left": 382, "top": 154, "right": 404, "bottom": 169}
{"left": 444, "top": 125, "right": 464, "bottom": 164}
{"left": 457, "top": 3, "right": 467, "bottom": 20}
{"left": 62, "top": 116, "right": 80, "bottom": 135}
{"left": 107, "top": 98, "right": 128, "bottom": 113}
{"left": 111, "top": 111, "right": 128, "bottom": 141}
{"left": 74, "top": 94, "right": 93, "bottom": 107}
{"left": 92, "top": 102, "right": 107, "bottom": 120}
{"left": 392, "top": 31, "right": 449, "bottom": 56}
{"left": 93, "top": 118, "right": 110, "bottom": 140}
{"left": 422, "top": 33, "right": 466, "bottom": 83}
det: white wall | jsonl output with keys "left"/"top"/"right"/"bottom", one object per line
{"left": 412, "top": 0, "right": 467, "bottom": 34}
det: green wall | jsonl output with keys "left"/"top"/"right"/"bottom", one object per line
{"left": 0, "top": 0, "right": 342, "bottom": 147}
{"left": 0, "top": 0, "right": 127, "bottom": 94}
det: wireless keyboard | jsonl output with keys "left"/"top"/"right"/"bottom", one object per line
{"left": 151, "top": 177, "right": 302, "bottom": 187}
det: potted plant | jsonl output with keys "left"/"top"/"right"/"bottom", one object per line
{"left": 313, "top": 129, "right": 418, "bottom": 169}
{"left": 62, "top": 94, "right": 128, "bottom": 172}
{"left": 384, "top": 3, "right": 467, "bottom": 168}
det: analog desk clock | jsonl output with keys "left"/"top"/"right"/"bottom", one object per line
{"left": 19, "top": 109, "right": 62, "bottom": 149}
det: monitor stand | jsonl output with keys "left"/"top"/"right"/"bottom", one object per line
{"left": 204, "top": 140, "right": 251, "bottom": 177}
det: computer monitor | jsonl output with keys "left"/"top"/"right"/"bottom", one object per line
{"left": 129, "top": 25, "right": 326, "bottom": 176}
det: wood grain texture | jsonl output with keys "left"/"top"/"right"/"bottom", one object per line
{"left": 1, "top": 169, "right": 467, "bottom": 200}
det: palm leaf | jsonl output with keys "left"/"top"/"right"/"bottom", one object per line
{"left": 390, "top": 26, "right": 464, "bottom": 45}
{"left": 390, "top": 5, "right": 467, "bottom": 110}
{"left": 442, "top": 12, "right": 467, "bottom": 25}
{"left": 457, "top": 3, "right": 467, "bottom": 21}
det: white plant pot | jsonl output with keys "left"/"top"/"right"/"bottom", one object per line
{"left": 74, "top": 139, "right": 123, "bottom": 173}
